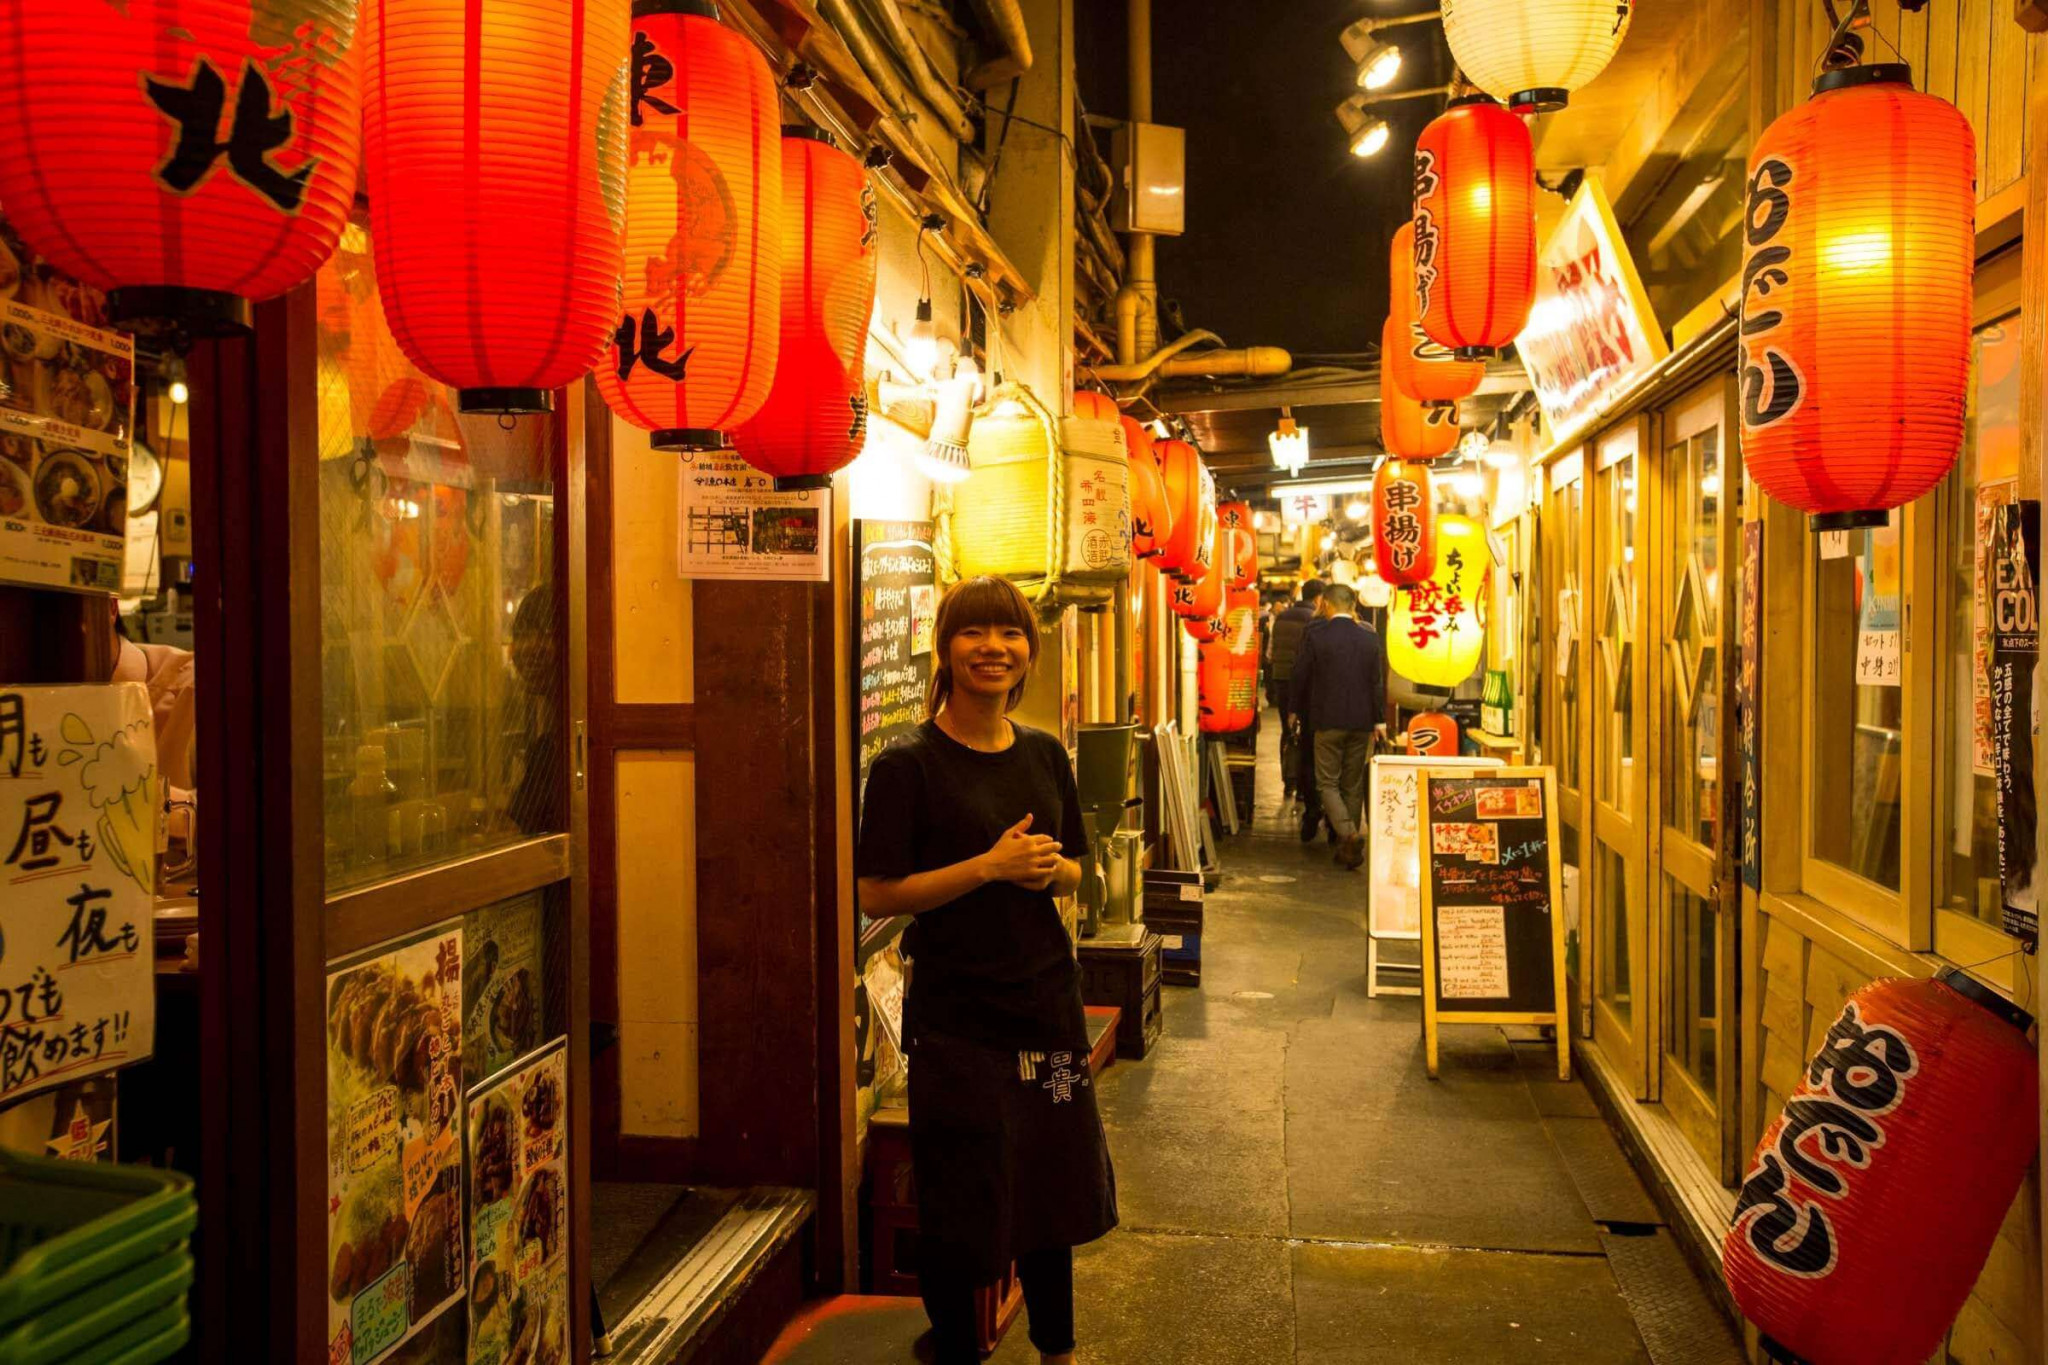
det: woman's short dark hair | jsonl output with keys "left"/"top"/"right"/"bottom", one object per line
{"left": 926, "top": 576, "right": 1040, "bottom": 718}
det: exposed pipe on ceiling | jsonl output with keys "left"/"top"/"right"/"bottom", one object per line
{"left": 856, "top": 0, "right": 978, "bottom": 142}
{"left": 961, "top": 0, "right": 1034, "bottom": 88}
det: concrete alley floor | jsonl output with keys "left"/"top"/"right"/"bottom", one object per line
{"left": 982, "top": 718, "right": 1743, "bottom": 1365}
{"left": 767, "top": 716, "right": 1746, "bottom": 1364}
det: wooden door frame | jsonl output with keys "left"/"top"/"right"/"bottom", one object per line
{"left": 194, "top": 290, "right": 596, "bottom": 1360}
{"left": 1587, "top": 416, "right": 1653, "bottom": 1098}
{"left": 1649, "top": 373, "right": 1744, "bottom": 1184}
{"left": 1540, "top": 452, "right": 1590, "bottom": 1034}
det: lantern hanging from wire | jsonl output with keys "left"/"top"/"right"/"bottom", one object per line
{"left": 1388, "top": 222, "right": 1484, "bottom": 406}
{"left": 1171, "top": 521, "right": 1230, "bottom": 641}
{"left": 731, "top": 129, "right": 878, "bottom": 489}
{"left": 1740, "top": 65, "right": 1974, "bottom": 530}
{"left": 1372, "top": 457, "right": 1437, "bottom": 586}
{"left": 594, "top": 0, "right": 781, "bottom": 443}
{"left": 1406, "top": 711, "right": 1458, "bottom": 756}
{"left": 1724, "top": 970, "right": 2036, "bottom": 1365}
{"left": 1413, "top": 97, "right": 1536, "bottom": 360}
{"left": 1216, "top": 500, "right": 1258, "bottom": 591}
{"left": 365, "top": 0, "right": 629, "bottom": 415}
{"left": 1199, "top": 587, "right": 1261, "bottom": 734}
{"left": 1154, "top": 438, "right": 1215, "bottom": 583}
{"left": 0, "top": 0, "right": 365, "bottom": 336}
{"left": 1122, "top": 415, "right": 1173, "bottom": 562}
{"left": 1380, "top": 319, "right": 1461, "bottom": 460}
{"left": 1388, "top": 513, "right": 1488, "bottom": 690}
{"left": 1440, "top": 0, "right": 1633, "bottom": 112}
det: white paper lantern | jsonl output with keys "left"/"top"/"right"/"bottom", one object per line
{"left": 1440, "top": 0, "right": 1632, "bottom": 111}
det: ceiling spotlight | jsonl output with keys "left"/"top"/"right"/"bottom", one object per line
{"left": 1269, "top": 407, "right": 1310, "bottom": 474}
{"left": 1354, "top": 36, "right": 1402, "bottom": 90}
{"left": 1351, "top": 115, "right": 1391, "bottom": 158}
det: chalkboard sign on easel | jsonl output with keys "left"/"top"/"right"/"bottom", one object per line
{"left": 1416, "top": 765, "right": 1568, "bottom": 1081}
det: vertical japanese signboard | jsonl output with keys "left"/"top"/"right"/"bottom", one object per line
{"left": 326, "top": 926, "right": 465, "bottom": 1365}
{"left": 0, "top": 682, "right": 157, "bottom": 1106}
{"left": 1991, "top": 500, "right": 2039, "bottom": 945}
{"left": 1738, "top": 520, "right": 1763, "bottom": 892}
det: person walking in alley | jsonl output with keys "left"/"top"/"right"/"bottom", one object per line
{"left": 1290, "top": 582, "right": 1387, "bottom": 869}
{"left": 856, "top": 576, "right": 1118, "bottom": 1365}
{"left": 1266, "top": 579, "right": 1322, "bottom": 802}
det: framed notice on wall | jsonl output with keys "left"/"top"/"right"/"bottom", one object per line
{"left": 1415, "top": 766, "right": 1568, "bottom": 1081}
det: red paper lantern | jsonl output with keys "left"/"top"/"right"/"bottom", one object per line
{"left": 1171, "top": 521, "right": 1229, "bottom": 626}
{"left": 365, "top": 0, "right": 628, "bottom": 415}
{"left": 1413, "top": 97, "right": 1536, "bottom": 360}
{"left": 1199, "top": 587, "right": 1261, "bottom": 734}
{"left": 730, "top": 130, "right": 877, "bottom": 489}
{"left": 1725, "top": 970, "right": 2036, "bottom": 1365}
{"left": 1154, "top": 438, "right": 1214, "bottom": 582}
{"left": 1372, "top": 457, "right": 1436, "bottom": 586}
{"left": 1380, "top": 320, "right": 1461, "bottom": 460}
{"left": 596, "top": 0, "right": 782, "bottom": 447}
{"left": 1388, "top": 222, "right": 1484, "bottom": 406}
{"left": 0, "top": 0, "right": 363, "bottom": 334}
{"left": 1739, "top": 67, "right": 1975, "bottom": 529}
{"left": 1406, "top": 711, "right": 1458, "bottom": 755}
{"left": 1122, "top": 416, "right": 1172, "bottom": 562}
{"left": 1216, "top": 500, "right": 1257, "bottom": 590}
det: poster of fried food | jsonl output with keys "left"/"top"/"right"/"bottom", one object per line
{"left": 466, "top": 1038, "right": 568, "bottom": 1365}
{"left": 325, "top": 925, "right": 466, "bottom": 1365}
{"left": 0, "top": 296, "right": 135, "bottom": 594}
{"left": 462, "top": 893, "right": 544, "bottom": 1089}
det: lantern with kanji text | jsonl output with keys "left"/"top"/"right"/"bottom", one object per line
{"left": 594, "top": 0, "right": 782, "bottom": 444}
{"left": 1122, "top": 415, "right": 1173, "bottom": 562}
{"left": 1739, "top": 66, "right": 1975, "bottom": 529}
{"left": 1380, "top": 320, "right": 1462, "bottom": 459}
{"left": 1217, "top": 501, "right": 1257, "bottom": 590}
{"left": 1199, "top": 587, "right": 1261, "bottom": 734}
{"left": 1388, "top": 513, "right": 1488, "bottom": 689}
{"left": 1413, "top": 97, "right": 1536, "bottom": 360}
{"left": 1372, "top": 457, "right": 1436, "bottom": 586}
{"left": 1406, "top": 711, "right": 1458, "bottom": 756}
{"left": 1388, "top": 222, "right": 1484, "bottom": 407}
{"left": 1724, "top": 970, "right": 2036, "bottom": 1365}
{"left": 1154, "top": 438, "right": 1215, "bottom": 583}
{"left": 0, "top": 0, "right": 365, "bottom": 335}
{"left": 732, "top": 129, "right": 878, "bottom": 489}
{"left": 364, "top": 0, "right": 629, "bottom": 414}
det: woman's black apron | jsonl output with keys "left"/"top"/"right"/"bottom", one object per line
{"left": 906, "top": 981, "right": 1118, "bottom": 1284}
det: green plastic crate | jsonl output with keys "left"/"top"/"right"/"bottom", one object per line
{"left": 0, "top": 1150, "right": 195, "bottom": 1365}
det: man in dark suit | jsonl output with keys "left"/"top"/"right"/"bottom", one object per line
{"left": 1266, "top": 580, "right": 1322, "bottom": 800}
{"left": 1290, "top": 583, "right": 1387, "bottom": 869}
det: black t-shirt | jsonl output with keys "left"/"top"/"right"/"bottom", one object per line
{"left": 857, "top": 719, "right": 1089, "bottom": 1051}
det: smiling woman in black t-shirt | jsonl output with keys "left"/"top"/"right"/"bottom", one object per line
{"left": 857, "top": 575, "right": 1118, "bottom": 1365}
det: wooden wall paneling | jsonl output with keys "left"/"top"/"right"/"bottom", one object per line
{"left": 1987, "top": 13, "right": 2031, "bottom": 193}
{"left": 1930, "top": 0, "right": 1962, "bottom": 103}
{"left": 694, "top": 580, "right": 823, "bottom": 1186}
{"left": 1959, "top": 0, "right": 1994, "bottom": 191}
{"left": 1897, "top": 0, "right": 1929, "bottom": 79}
{"left": 192, "top": 289, "right": 328, "bottom": 1360}
{"left": 813, "top": 486, "right": 858, "bottom": 1292}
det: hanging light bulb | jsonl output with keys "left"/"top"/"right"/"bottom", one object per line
{"left": 1269, "top": 407, "right": 1310, "bottom": 474}
{"left": 164, "top": 355, "right": 190, "bottom": 407}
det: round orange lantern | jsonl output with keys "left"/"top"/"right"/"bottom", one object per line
{"left": 1216, "top": 500, "right": 1257, "bottom": 590}
{"left": 1154, "top": 438, "right": 1215, "bottom": 582}
{"left": 1413, "top": 97, "right": 1536, "bottom": 360}
{"left": 731, "top": 129, "right": 878, "bottom": 489}
{"left": 1122, "top": 416, "right": 1173, "bottom": 562}
{"left": 1740, "top": 66, "right": 1975, "bottom": 529}
{"left": 0, "top": 0, "right": 363, "bottom": 335}
{"left": 1725, "top": 970, "right": 2036, "bottom": 1365}
{"left": 1199, "top": 587, "right": 1261, "bottom": 734}
{"left": 1406, "top": 711, "right": 1458, "bottom": 756}
{"left": 595, "top": 0, "right": 782, "bottom": 445}
{"left": 1381, "top": 320, "right": 1461, "bottom": 460}
{"left": 365, "top": 0, "right": 628, "bottom": 415}
{"left": 1388, "top": 223, "right": 1484, "bottom": 407}
{"left": 1171, "top": 522, "right": 1229, "bottom": 625}
{"left": 1372, "top": 457, "right": 1435, "bottom": 585}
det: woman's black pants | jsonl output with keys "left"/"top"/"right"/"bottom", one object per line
{"left": 921, "top": 1244, "right": 1074, "bottom": 1362}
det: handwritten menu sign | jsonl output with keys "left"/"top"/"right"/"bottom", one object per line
{"left": 1738, "top": 520, "right": 1762, "bottom": 892}
{"left": 855, "top": 520, "right": 936, "bottom": 787}
{"left": 0, "top": 683, "right": 157, "bottom": 1107}
{"left": 1416, "top": 766, "right": 1568, "bottom": 1081}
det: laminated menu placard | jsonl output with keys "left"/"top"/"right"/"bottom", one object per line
{"left": 465, "top": 1039, "right": 568, "bottom": 1365}
{"left": 0, "top": 682, "right": 158, "bottom": 1106}
{"left": 675, "top": 452, "right": 828, "bottom": 581}
{"left": 1416, "top": 766, "right": 1567, "bottom": 1081}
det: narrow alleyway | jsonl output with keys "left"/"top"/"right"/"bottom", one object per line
{"left": 769, "top": 716, "right": 1747, "bottom": 1363}
{"left": 985, "top": 716, "right": 1745, "bottom": 1365}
